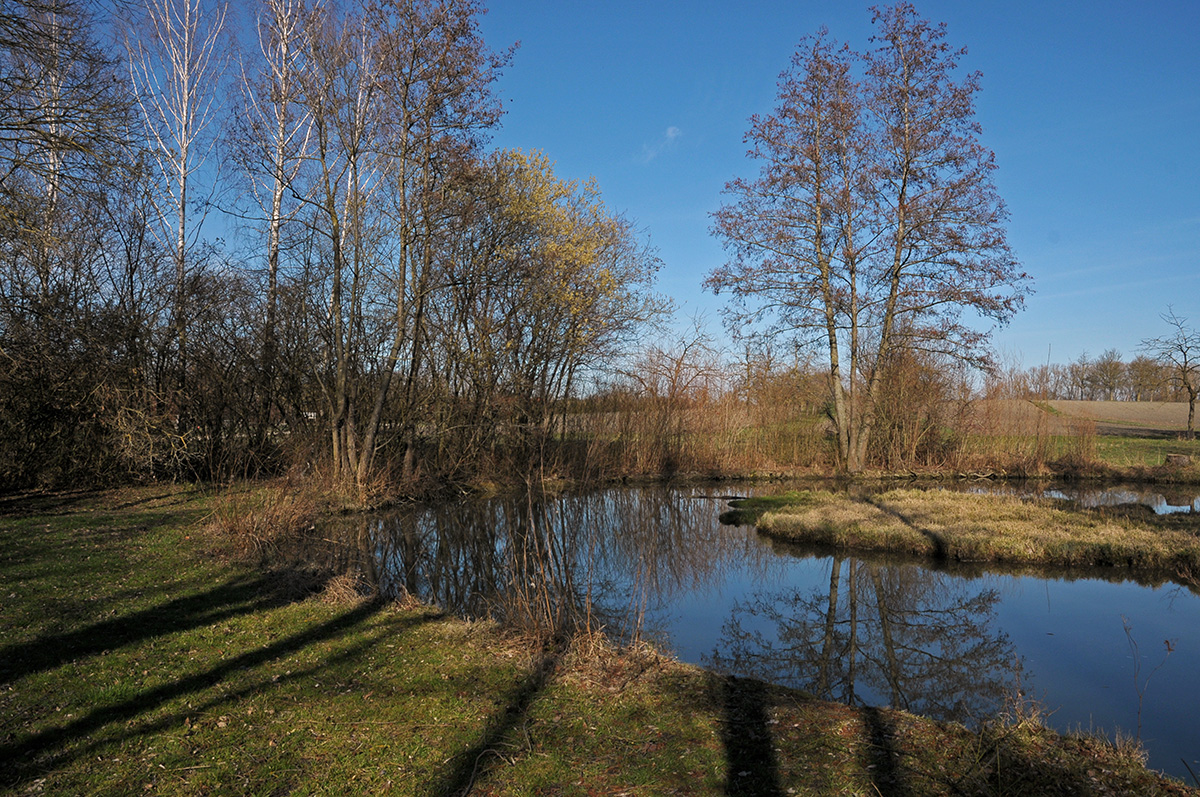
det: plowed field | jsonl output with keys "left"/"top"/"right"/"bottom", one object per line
{"left": 1046, "top": 400, "right": 1191, "bottom": 437}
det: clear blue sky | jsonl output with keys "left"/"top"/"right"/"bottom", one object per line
{"left": 476, "top": 1, "right": 1200, "bottom": 369}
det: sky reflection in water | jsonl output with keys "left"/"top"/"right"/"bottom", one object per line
{"left": 329, "top": 484, "right": 1200, "bottom": 780}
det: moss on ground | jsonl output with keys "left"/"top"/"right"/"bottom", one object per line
{"left": 1, "top": 485, "right": 1195, "bottom": 795}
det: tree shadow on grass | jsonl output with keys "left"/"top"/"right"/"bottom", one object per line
{"left": 33, "top": 608, "right": 439, "bottom": 794}
{"left": 0, "top": 599, "right": 397, "bottom": 790}
{"left": 429, "top": 639, "right": 565, "bottom": 797}
{"left": 0, "top": 489, "right": 100, "bottom": 518}
{"left": 718, "top": 675, "right": 785, "bottom": 796}
{"left": 861, "top": 706, "right": 910, "bottom": 797}
{"left": 0, "top": 570, "right": 335, "bottom": 686}
{"left": 0, "top": 487, "right": 203, "bottom": 520}
{"left": 865, "top": 497, "right": 948, "bottom": 560}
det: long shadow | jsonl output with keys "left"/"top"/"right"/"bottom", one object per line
{"left": 45, "top": 610, "right": 439, "bottom": 784}
{"left": 1, "top": 599, "right": 389, "bottom": 790}
{"left": 429, "top": 640, "right": 565, "bottom": 797}
{"left": 0, "top": 570, "right": 332, "bottom": 685}
{"left": 861, "top": 706, "right": 909, "bottom": 797}
{"left": 865, "top": 497, "right": 948, "bottom": 560}
{"left": 718, "top": 676, "right": 784, "bottom": 796}
{"left": 0, "top": 489, "right": 99, "bottom": 518}
{"left": 107, "top": 488, "right": 208, "bottom": 511}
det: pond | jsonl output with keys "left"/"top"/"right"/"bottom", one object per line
{"left": 320, "top": 483, "right": 1200, "bottom": 781}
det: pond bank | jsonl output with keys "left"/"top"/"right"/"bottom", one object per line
{"left": 1, "top": 486, "right": 1195, "bottom": 795}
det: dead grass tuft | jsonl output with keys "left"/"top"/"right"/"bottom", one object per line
{"left": 317, "top": 571, "right": 375, "bottom": 605}
{"left": 206, "top": 480, "right": 320, "bottom": 563}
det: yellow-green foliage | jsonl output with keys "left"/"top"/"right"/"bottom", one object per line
{"left": 493, "top": 149, "right": 631, "bottom": 348}
{"left": 757, "top": 489, "right": 1200, "bottom": 576}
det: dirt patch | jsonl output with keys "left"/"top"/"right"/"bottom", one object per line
{"left": 1047, "top": 400, "right": 1192, "bottom": 438}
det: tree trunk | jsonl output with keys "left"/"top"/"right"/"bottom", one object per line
{"left": 1188, "top": 387, "right": 1196, "bottom": 440}
{"left": 818, "top": 555, "right": 842, "bottom": 696}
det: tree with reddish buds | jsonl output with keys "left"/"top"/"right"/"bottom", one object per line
{"left": 708, "top": 4, "right": 1030, "bottom": 472}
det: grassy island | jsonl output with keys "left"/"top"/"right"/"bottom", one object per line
{"left": 2, "top": 486, "right": 1196, "bottom": 795}
{"left": 728, "top": 488, "right": 1200, "bottom": 585}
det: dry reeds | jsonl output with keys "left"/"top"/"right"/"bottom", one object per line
{"left": 568, "top": 391, "right": 833, "bottom": 478}
{"left": 206, "top": 480, "right": 321, "bottom": 563}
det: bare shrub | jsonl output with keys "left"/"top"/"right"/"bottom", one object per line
{"left": 207, "top": 481, "right": 319, "bottom": 563}
{"left": 1060, "top": 418, "right": 1098, "bottom": 470}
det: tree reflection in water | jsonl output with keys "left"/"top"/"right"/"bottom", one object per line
{"left": 328, "top": 487, "right": 753, "bottom": 640}
{"left": 322, "top": 488, "right": 1024, "bottom": 724}
{"left": 706, "top": 557, "right": 1024, "bottom": 724}
{"left": 305, "top": 486, "right": 1200, "bottom": 778}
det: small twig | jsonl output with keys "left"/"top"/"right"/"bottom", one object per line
{"left": 1122, "top": 615, "right": 1175, "bottom": 741}
{"left": 1181, "top": 758, "right": 1200, "bottom": 788}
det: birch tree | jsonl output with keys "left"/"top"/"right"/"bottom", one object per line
{"left": 0, "top": 0, "right": 137, "bottom": 487}
{"left": 232, "top": 0, "right": 311, "bottom": 436}
{"left": 126, "top": 0, "right": 228, "bottom": 406}
{"left": 709, "top": 4, "right": 1029, "bottom": 471}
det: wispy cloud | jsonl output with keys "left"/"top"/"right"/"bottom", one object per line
{"left": 642, "top": 126, "right": 681, "bottom": 162}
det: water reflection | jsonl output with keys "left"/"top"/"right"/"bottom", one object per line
{"left": 311, "top": 485, "right": 1200, "bottom": 779}
{"left": 327, "top": 488, "right": 766, "bottom": 639}
{"left": 1041, "top": 484, "right": 1200, "bottom": 514}
{"left": 939, "top": 480, "right": 1200, "bottom": 515}
{"left": 330, "top": 489, "right": 1026, "bottom": 724}
{"left": 706, "top": 556, "right": 1021, "bottom": 724}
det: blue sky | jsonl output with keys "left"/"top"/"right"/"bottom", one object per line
{"left": 476, "top": 1, "right": 1200, "bottom": 369}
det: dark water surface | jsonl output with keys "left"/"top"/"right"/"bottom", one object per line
{"left": 323, "top": 484, "right": 1200, "bottom": 781}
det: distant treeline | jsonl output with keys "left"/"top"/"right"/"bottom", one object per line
{"left": 991, "top": 349, "right": 1191, "bottom": 402}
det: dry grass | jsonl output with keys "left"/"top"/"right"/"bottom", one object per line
{"left": 316, "top": 571, "right": 375, "bottom": 605}
{"left": 205, "top": 479, "right": 322, "bottom": 563}
{"left": 755, "top": 488, "right": 1200, "bottom": 579}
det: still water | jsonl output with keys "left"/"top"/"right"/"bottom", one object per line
{"left": 324, "top": 484, "right": 1200, "bottom": 780}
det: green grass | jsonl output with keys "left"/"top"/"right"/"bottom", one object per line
{"left": 1095, "top": 436, "right": 1200, "bottom": 468}
{"left": 2, "top": 485, "right": 1195, "bottom": 795}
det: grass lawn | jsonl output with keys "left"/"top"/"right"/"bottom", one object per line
{"left": 2, "top": 485, "right": 1195, "bottom": 795}
{"left": 1095, "top": 436, "right": 1200, "bottom": 469}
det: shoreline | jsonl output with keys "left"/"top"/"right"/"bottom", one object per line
{"left": 2, "top": 485, "right": 1197, "bottom": 794}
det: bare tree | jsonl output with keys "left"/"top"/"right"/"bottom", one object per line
{"left": 1141, "top": 308, "right": 1200, "bottom": 439}
{"left": 708, "top": 5, "right": 1029, "bottom": 471}
{"left": 0, "top": 0, "right": 130, "bottom": 193}
{"left": 1089, "top": 348, "right": 1124, "bottom": 401}
{"left": 293, "top": 0, "right": 512, "bottom": 487}
{"left": 0, "top": 0, "right": 143, "bottom": 488}
{"left": 125, "top": 0, "right": 228, "bottom": 404}
{"left": 1127, "top": 355, "right": 1166, "bottom": 402}
{"left": 231, "top": 0, "right": 311, "bottom": 437}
